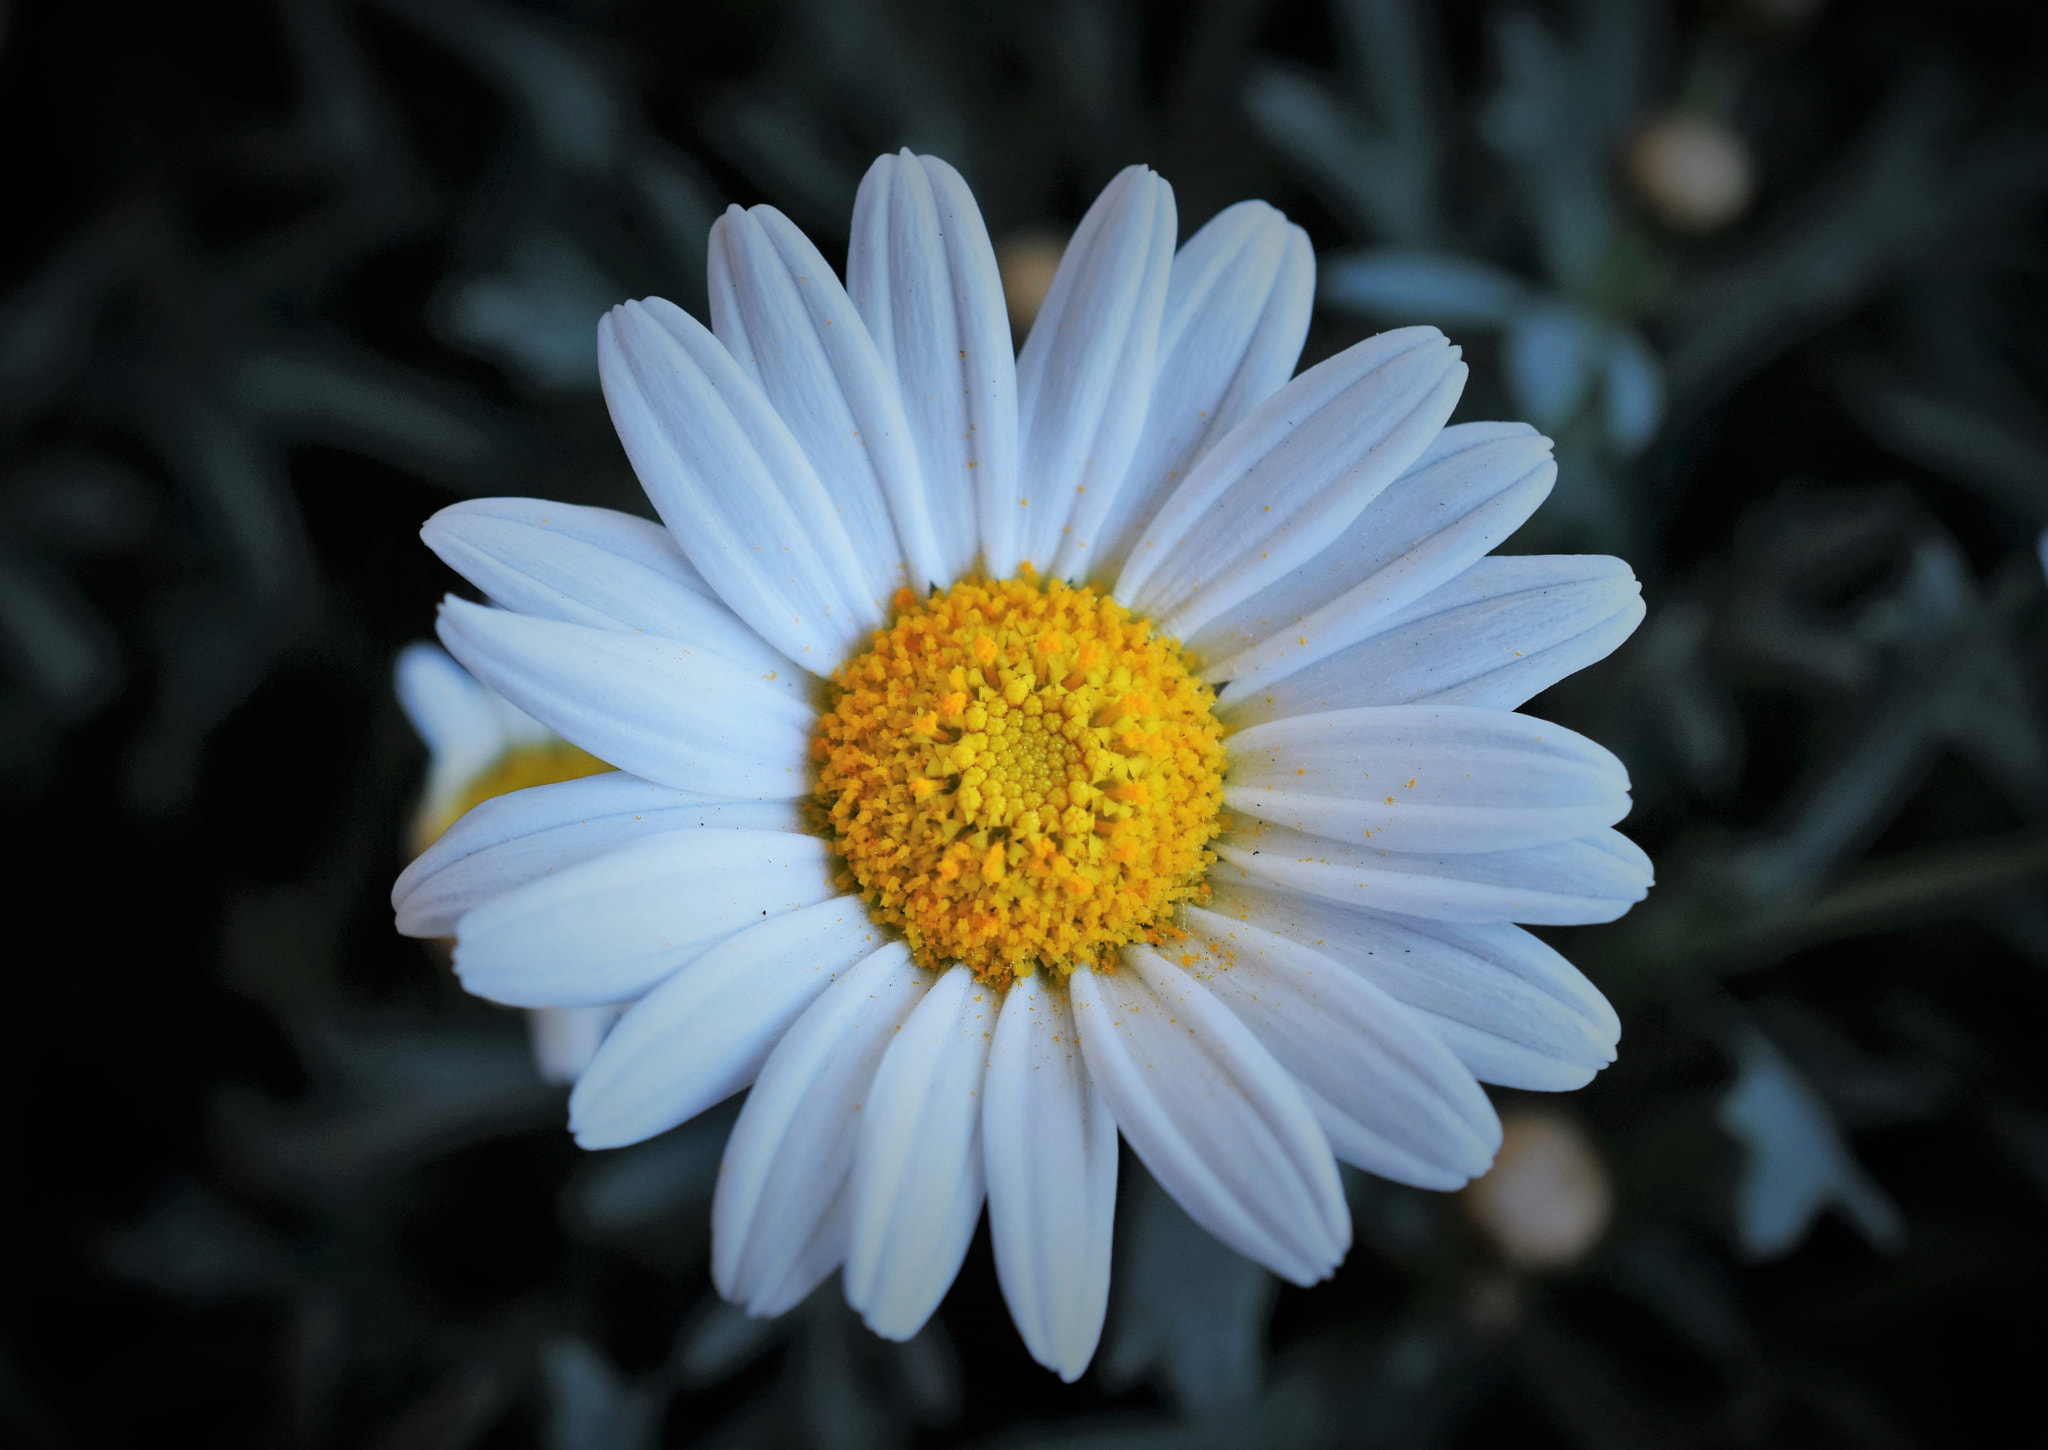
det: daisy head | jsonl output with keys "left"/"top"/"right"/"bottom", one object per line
{"left": 393, "top": 152, "right": 1648, "bottom": 1381}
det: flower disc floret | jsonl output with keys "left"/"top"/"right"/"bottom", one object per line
{"left": 812, "top": 573, "right": 1227, "bottom": 983}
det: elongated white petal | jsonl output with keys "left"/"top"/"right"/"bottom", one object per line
{"left": 1114, "top": 327, "right": 1464, "bottom": 636}
{"left": 1058, "top": 200, "right": 1310, "bottom": 580}
{"left": 1177, "top": 907, "right": 1500, "bottom": 1188}
{"left": 1223, "top": 704, "right": 1630, "bottom": 854}
{"left": 394, "top": 640, "right": 504, "bottom": 762}
{"left": 1213, "top": 825, "right": 1653, "bottom": 925}
{"left": 394, "top": 642, "right": 509, "bottom": 811}
{"left": 846, "top": 965, "right": 997, "bottom": 1339}
{"left": 528, "top": 1004, "right": 624, "bottom": 1085}
{"left": 1207, "top": 881, "right": 1620, "bottom": 1090}
{"left": 1070, "top": 952, "right": 1348, "bottom": 1284}
{"left": 436, "top": 598, "right": 811, "bottom": 799}
{"left": 1000, "top": 166, "right": 1176, "bottom": 578}
{"left": 1193, "top": 424, "right": 1555, "bottom": 686}
{"left": 982, "top": 972, "right": 1117, "bottom": 1382}
{"left": 848, "top": 151, "right": 1017, "bottom": 586}
{"left": 483, "top": 688, "right": 554, "bottom": 749}
{"left": 453, "top": 829, "right": 836, "bottom": 1007}
{"left": 1217, "top": 556, "right": 1645, "bottom": 727}
{"left": 569, "top": 897, "right": 885, "bottom": 1148}
{"left": 423, "top": 495, "right": 712, "bottom": 594}
{"left": 713, "top": 943, "right": 930, "bottom": 1317}
{"left": 708, "top": 203, "right": 933, "bottom": 591}
{"left": 395, "top": 772, "right": 802, "bottom": 938}
{"left": 423, "top": 500, "right": 801, "bottom": 694}
{"left": 598, "top": 297, "right": 881, "bottom": 669}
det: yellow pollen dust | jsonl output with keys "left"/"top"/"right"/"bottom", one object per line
{"left": 414, "top": 740, "right": 611, "bottom": 855}
{"left": 811, "top": 571, "right": 1226, "bottom": 984}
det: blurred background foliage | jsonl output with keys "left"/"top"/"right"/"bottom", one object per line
{"left": 4, "top": 0, "right": 2048, "bottom": 1445}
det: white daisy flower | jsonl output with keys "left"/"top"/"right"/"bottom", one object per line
{"left": 392, "top": 152, "right": 1649, "bottom": 1381}
{"left": 393, "top": 641, "right": 623, "bottom": 1084}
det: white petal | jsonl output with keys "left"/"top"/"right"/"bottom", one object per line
{"left": 393, "top": 640, "right": 505, "bottom": 762}
{"left": 569, "top": 897, "right": 885, "bottom": 1148}
{"left": 1075, "top": 201, "right": 1314, "bottom": 584}
{"left": 423, "top": 496, "right": 713, "bottom": 595}
{"left": 1115, "top": 327, "right": 1467, "bottom": 638}
{"left": 394, "top": 641, "right": 508, "bottom": 811}
{"left": 598, "top": 297, "right": 882, "bottom": 669}
{"left": 528, "top": 1004, "right": 625, "bottom": 1085}
{"left": 422, "top": 499, "right": 802, "bottom": 693}
{"left": 436, "top": 597, "right": 811, "bottom": 799}
{"left": 483, "top": 690, "right": 553, "bottom": 749}
{"left": 712, "top": 943, "right": 931, "bottom": 1317}
{"left": 1070, "top": 952, "right": 1348, "bottom": 1284}
{"left": 452, "top": 828, "right": 837, "bottom": 1007}
{"left": 394, "top": 772, "right": 802, "bottom": 938}
{"left": 846, "top": 965, "right": 997, "bottom": 1340}
{"left": 708, "top": 203, "right": 935, "bottom": 590}
{"left": 1213, "top": 825, "right": 1653, "bottom": 926}
{"left": 1192, "top": 424, "right": 1555, "bottom": 686}
{"left": 848, "top": 151, "right": 1018, "bottom": 587}
{"left": 1223, "top": 704, "right": 1631, "bottom": 854}
{"left": 1177, "top": 906, "right": 1501, "bottom": 1188}
{"left": 1218, "top": 555, "right": 1645, "bottom": 726}
{"left": 1206, "top": 880, "right": 1620, "bottom": 1091}
{"left": 999, "top": 166, "right": 1176, "bottom": 579}
{"left": 982, "top": 971, "right": 1116, "bottom": 1382}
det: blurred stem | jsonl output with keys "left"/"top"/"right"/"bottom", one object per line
{"left": 1598, "top": 831, "right": 2048, "bottom": 998}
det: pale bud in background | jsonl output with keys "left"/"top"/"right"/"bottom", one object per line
{"left": 996, "top": 228, "right": 1068, "bottom": 339}
{"left": 1463, "top": 1110, "right": 1614, "bottom": 1270}
{"left": 394, "top": 642, "right": 623, "bottom": 1085}
{"left": 1628, "top": 114, "right": 1757, "bottom": 234}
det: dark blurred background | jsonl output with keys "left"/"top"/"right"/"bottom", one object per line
{"left": 4, "top": 0, "right": 2048, "bottom": 1445}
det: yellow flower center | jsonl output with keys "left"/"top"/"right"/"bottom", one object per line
{"left": 413, "top": 739, "right": 612, "bottom": 855}
{"left": 811, "top": 572, "right": 1226, "bottom": 984}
